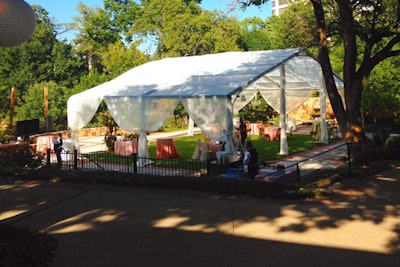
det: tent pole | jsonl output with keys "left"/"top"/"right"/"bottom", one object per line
{"left": 319, "top": 70, "right": 328, "bottom": 144}
{"left": 225, "top": 96, "right": 235, "bottom": 154}
{"left": 138, "top": 97, "right": 149, "bottom": 159}
{"left": 187, "top": 117, "right": 195, "bottom": 136}
{"left": 279, "top": 64, "right": 289, "bottom": 155}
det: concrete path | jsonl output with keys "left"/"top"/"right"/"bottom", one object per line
{"left": 1, "top": 166, "right": 399, "bottom": 266}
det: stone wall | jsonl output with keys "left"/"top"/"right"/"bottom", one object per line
{"left": 288, "top": 97, "right": 335, "bottom": 124}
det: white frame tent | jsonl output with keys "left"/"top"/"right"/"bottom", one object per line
{"left": 67, "top": 48, "right": 344, "bottom": 157}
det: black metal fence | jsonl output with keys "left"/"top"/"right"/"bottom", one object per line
{"left": 46, "top": 149, "right": 208, "bottom": 177}
{"left": 283, "top": 142, "right": 350, "bottom": 185}
{"left": 41, "top": 142, "right": 349, "bottom": 185}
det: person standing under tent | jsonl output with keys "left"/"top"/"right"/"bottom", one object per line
{"left": 238, "top": 118, "right": 247, "bottom": 148}
{"left": 243, "top": 140, "right": 259, "bottom": 180}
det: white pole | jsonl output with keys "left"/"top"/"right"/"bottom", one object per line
{"left": 279, "top": 64, "right": 289, "bottom": 155}
{"left": 319, "top": 71, "right": 328, "bottom": 144}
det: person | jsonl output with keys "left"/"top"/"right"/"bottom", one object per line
{"left": 238, "top": 118, "right": 247, "bottom": 148}
{"left": 52, "top": 133, "right": 63, "bottom": 168}
{"left": 243, "top": 140, "right": 259, "bottom": 179}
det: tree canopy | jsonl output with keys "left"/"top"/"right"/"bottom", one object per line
{"left": 239, "top": 0, "right": 400, "bottom": 156}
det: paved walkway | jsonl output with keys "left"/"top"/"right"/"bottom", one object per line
{"left": 1, "top": 166, "right": 399, "bottom": 266}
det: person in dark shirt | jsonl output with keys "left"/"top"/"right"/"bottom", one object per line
{"left": 243, "top": 140, "right": 259, "bottom": 179}
{"left": 238, "top": 118, "right": 247, "bottom": 148}
{"left": 52, "top": 133, "right": 63, "bottom": 168}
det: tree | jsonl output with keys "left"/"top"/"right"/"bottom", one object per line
{"left": 131, "top": 0, "right": 242, "bottom": 57}
{"left": 103, "top": 0, "right": 142, "bottom": 43}
{"left": 238, "top": 17, "right": 272, "bottom": 51}
{"left": 0, "top": 5, "right": 84, "bottom": 124}
{"left": 51, "top": 42, "right": 85, "bottom": 87}
{"left": 100, "top": 40, "right": 148, "bottom": 77}
{"left": 15, "top": 81, "right": 69, "bottom": 130}
{"left": 362, "top": 56, "right": 400, "bottom": 129}
{"left": 73, "top": 3, "right": 120, "bottom": 74}
{"left": 238, "top": 0, "right": 400, "bottom": 156}
{"left": 266, "top": 1, "right": 318, "bottom": 49}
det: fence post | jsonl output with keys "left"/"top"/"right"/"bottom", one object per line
{"left": 73, "top": 149, "right": 78, "bottom": 170}
{"left": 296, "top": 163, "right": 300, "bottom": 185}
{"left": 46, "top": 148, "right": 51, "bottom": 168}
{"left": 132, "top": 153, "right": 137, "bottom": 174}
{"left": 206, "top": 158, "right": 211, "bottom": 176}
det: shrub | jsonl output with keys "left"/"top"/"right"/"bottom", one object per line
{"left": 372, "top": 127, "right": 390, "bottom": 147}
{"left": 0, "top": 145, "right": 43, "bottom": 175}
{"left": 382, "top": 136, "right": 400, "bottom": 159}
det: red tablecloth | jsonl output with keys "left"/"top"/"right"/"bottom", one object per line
{"left": 36, "top": 135, "right": 54, "bottom": 153}
{"left": 156, "top": 138, "right": 180, "bottom": 159}
{"left": 264, "top": 126, "right": 281, "bottom": 141}
{"left": 114, "top": 140, "right": 138, "bottom": 156}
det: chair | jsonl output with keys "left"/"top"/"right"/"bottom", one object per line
{"left": 310, "top": 122, "right": 321, "bottom": 141}
{"left": 199, "top": 142, "right": 209, "bottom": 162}
{"left": 257, "top": 123, "right": 265, "bottom": 140}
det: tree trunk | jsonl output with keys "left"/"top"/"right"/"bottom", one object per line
{"left": 310, "top": 0, "right": 376, "bottom": 156}
{"left": 310, "top": 0, "right": 346, "bottom": 133}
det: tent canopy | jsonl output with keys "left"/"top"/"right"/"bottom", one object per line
{"left": 67, "top": 48, "right": 343, "bottom": 155}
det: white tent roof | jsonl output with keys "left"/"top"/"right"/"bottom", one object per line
{"left": 68, "top": 48, "right": 342, "bottom": 127}
{"left": 67, "top": 48, "right": 343, "bottom": 156}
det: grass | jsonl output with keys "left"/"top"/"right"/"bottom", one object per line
{"left": 89, "top": 133, "right": 334, "bottom": 165}
{"left": 147, "top": 133, "right": 330, "bottom": 162}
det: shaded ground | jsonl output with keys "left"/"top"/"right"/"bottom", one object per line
{"left": 0, "top": 162, "right": 400, "bottom": 267}
{"left": 0, "top": 224, "right": 57, "bottom": 266}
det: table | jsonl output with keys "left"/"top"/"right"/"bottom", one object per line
{"left": 264, "top": 126, "right": 281, "bottom": 141}
{"left": 114, "top": 140, "right": 138, "bottom": 156}
{"left": 156, "top": 138, "right": 180, "bottom": 159}
{"left": 36, "top": 135, "right": 54, "bottom": 153}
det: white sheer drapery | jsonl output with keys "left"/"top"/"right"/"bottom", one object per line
{"left": 104, "top": 96, "right": 178, "bottom": 133}
{"left": 182, "top": 97, "right": 229, "bottom": 141}
{"left": 104, "top": 96, "right": 179, "bottom": 156}
{"left": 67, "top": 82, "right": 117, "bottom": 152}
{"left": 232, "top": 90, "right": 258, "bottom": 114}
{"left": 182, "top": 96, "right": 235, "bottom": 153}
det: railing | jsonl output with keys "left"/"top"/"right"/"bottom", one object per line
{"left": 45, "top": 149, "right": 207, "bottom": 177}
{"left": 284, "top": 142, "right": 350, "bottom": 185}
{"left": 42, "top": 142, "right": 350, "bottom": 184}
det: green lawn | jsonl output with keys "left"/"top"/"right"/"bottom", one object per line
{"left": 89, "top": 133, "right": 334, "bottom": 165}
{"left": 147, "top": 133, "right": 330, "bottom": 163}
